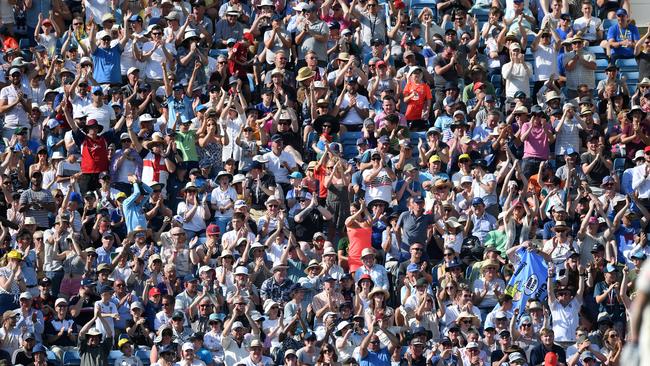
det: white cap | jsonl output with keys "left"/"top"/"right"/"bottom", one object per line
{"left": 139, "top": 113, "right": 155, "bottom": 122}
{"left": 97, "top": 30, "right": 110, "bottom": 40}
{"left": 80, "top": 56, "right": 93, "bottom": 65}
{"left": 234, "top": 266, "right": 249, "bottom": 276}
{"left": 181, "top": 342, "right": 194, "bottom": 351}
{"left": 199, "top": 265, "right": 213, "bottom": 274}
{"left": 54, "top": 298, "right": 68, "bottom": 307}
{"left": 127, "top": 67, "right": 139, "bottom": 75}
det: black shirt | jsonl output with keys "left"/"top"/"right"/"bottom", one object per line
{"left": 13, "top": 348, "right": 33, "bottom": 365}
{"left": 637, "top": 51, "right": 650, "bottom": 80}
{"left": 69, "top": 293, "right": 100, "bottom": 327}
{"left": 248, "top": 174, "right": 276, "bottom": 210}
{"left": 293, "top": 206, "right": 326, "bottom": 242}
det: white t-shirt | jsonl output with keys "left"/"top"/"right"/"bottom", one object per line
{"left": 176, "top": 202, "right": 208, "bottom": 232}
{"left": 85, "top": 0, "right": 121, "bottom": 25}
{"left": 71, "top": 94, "right": 92, "bottom": 116}
{"left": 84, "top": 103, "right": 116, "bottom": 132}
{"left": 0, "top": 84, "right": 29, "bottom": 129}
{"left": 263, "top": 151, "right": 297, "bottom": 184}
{"left": 573, "top": 17, "right": 603, "bottom": 42}
{"left": 362, "top": 168, "right": 394, "bottom": 204}
{"left": 340, "top": 93, "right": 370, "bottom": 126}
{"left": 533, "top": 44, "right": 558, "bottom": 81}
{"left": 141, "top": 42, "right": 177, "bottom": 80}
{"left": 56, "top": 160, "right": 81, "bottom": 195}
{"left": 121, "top": 33, "right": 145, "bottom": 75}
{"left": 94, "top": 300, "right": 117, "bottom": 336}
{"left": 502, "top": 62, "right": 533, "bottom": 98}
{"left": 550, "top": 298, "right": 582, "bottom": 342}
{"left": 210, "top": 186, "right": 237, "bottom": 218}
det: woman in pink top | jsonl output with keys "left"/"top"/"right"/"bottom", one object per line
{"left": 519, "top": 105, "right": 556, "bottom": 177}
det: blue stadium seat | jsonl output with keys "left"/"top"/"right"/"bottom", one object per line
{"left": 613, "top": 158, "right": 626, "bottom": 181}
{"left": 595, "top": 58, "right": 609, "bottom": 71}
{"left": 587, "top": 46, "right": 606, "bottom": 59}
{"left": 526, "top": 34, "right": 536, "bottom": 46}
{"left": 524, "top": 48, "right": 534, "bottom": 62}
{"left": 629, "top": 83, "right": 637, "bottom": 95}
{"left": 107, "top": 350, "right": 123, "bottom": 365}
{"left": 624, "top": 71, "right": 639, "bottom": 82}
{"left": 595, "top": 72, "right": 607, "bottom": 83}
{"left": 603, "top": 19, "right": 616, "bottom": 31}
{"left": 18, "top": 38, "right": 30, "bottom": 50}
{"left": 136, "top": 349, "right": 151, "bottom": 366}
{"left": 342, "top": 145, "right": 358, "bottom": 159}
{"left": 62, "top": 350, "right": 81, "bottom": 366}
{"left": 340, "top": 131, "right": 362, "bottom": 144}
{"left": 615, "top": 58, "right": 638, "bottom": 72}
{"left": 47, "top": 350, "right": 62, "bottom": 366}
{"left": 490, "top": 74, "right": 502, "bottom": 87}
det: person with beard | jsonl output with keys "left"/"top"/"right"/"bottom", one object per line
{"left": 12, "top": 332, "right": 36, "bottom": 365}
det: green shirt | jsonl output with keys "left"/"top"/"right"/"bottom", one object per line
{"left": 175, "top": 130, "right": 199, "bottom": 162}
{"left": 484, "top": 230, "right": 507, "bottom": 256}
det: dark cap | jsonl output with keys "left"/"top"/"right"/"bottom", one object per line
{"left": 514, "top": 91, "right": 527, "bottom": 99}
{"left": 444, "top": 81, "right": 459, "bottom": 91}
{"left": 172, "top": 310, "right": 185, "bottom": 320}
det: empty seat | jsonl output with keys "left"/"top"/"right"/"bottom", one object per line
{"left": 624, "top": 71, "right": 639, "bottom": 82}
{"left": 587, "top": 45, "right": 606, "bottom": 58}
{"left": 47, "top": 350, "right": 62, "bottom": 366}
{"left": 107, "top": 350, "right": 123, "bottom": 365}
{"left": 136, "top": 349, "right": 152, "bottom": 366}
{"left": 62, "top": 350, "right": 81, "bottom": 366}
{"left": 595, "top": 58, "right": 609, "bottom": 71}
{"left": 340, "top": 131, "right": 362, "bottom": 144}
{"left": 615, "top": 58, "right": 638, "bottom": 72}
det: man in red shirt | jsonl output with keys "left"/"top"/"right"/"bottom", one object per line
{"left": 64, "top": 100, "right": 126, "bottom": 194}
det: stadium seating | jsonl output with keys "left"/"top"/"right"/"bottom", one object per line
{"left": 107, "top": 350, "right": 124, "bottom": 365}
{"left": 615, "top": 58, "right": 638, "bottom": 72}
{"left": 136, "top": 349, "right": 152, "bottom": 366}
{"left": 62, "top": 350, "right": 81, "bottom": 366}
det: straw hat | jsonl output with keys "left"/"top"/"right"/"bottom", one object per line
{"left": 143, "top": 132, "right": 166, "bottom": 149}
{"left": 295, "top": 67, "right": 316, "bottom": 81}
{"left": 368, "top": 287, "right": 389, "bottom": 299}
{"left": 456, "top": 311, "right": 480, "bottom": 327}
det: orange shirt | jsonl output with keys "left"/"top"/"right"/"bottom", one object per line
{"left": 403, "top": 81, "right": 432, "bottom": 121}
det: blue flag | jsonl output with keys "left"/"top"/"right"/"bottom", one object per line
{"left": 505, "top": 249, "right": 549, "bottom": 314}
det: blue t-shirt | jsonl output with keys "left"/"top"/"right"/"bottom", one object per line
{"left": 360, "top": 348, "right": 391, "bottom": 366}
{"left": 167, "top": 95, "right": 194, "bottom": 126}
{"left": 607, "top": 23, "right": 640, "bottom": 58}
{"left": 92, "top": 45, "right": 123, "bottom": 84}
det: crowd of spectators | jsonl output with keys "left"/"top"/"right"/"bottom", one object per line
{"left": 0, "top": 0, "right": 648, "bottom": 365}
